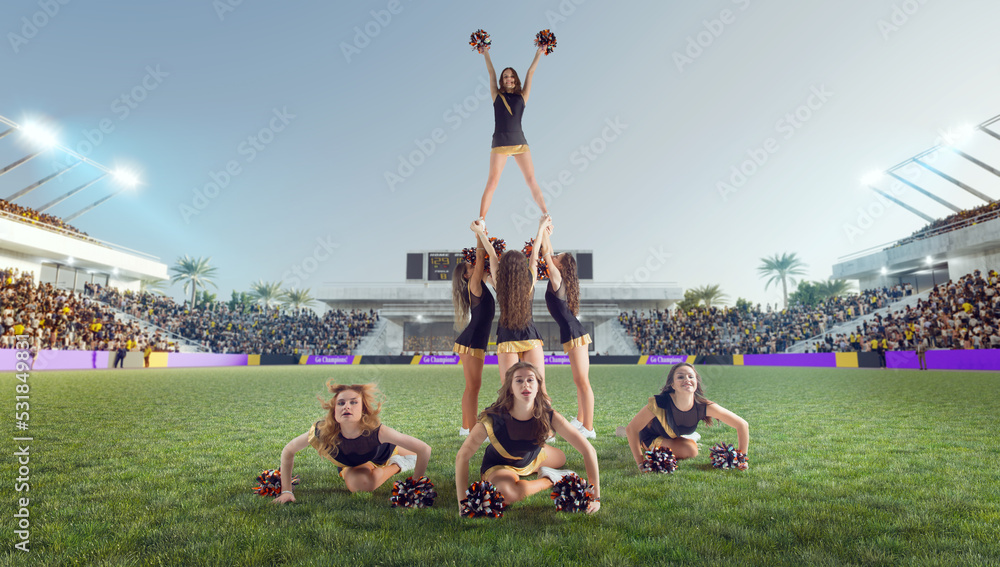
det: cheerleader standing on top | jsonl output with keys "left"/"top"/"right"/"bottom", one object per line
{"left": 475, "top": 43, "right": 550, "bottom": 229}
{"left": 452, "top": 221, "right": 496, "bottom": 436}
{"left": 540, "top": 222, "right": 596, "bottom": 439}
{"left": 455, "top": 361, "right": 601, "bottom": 513}
{"left": 473, "top": 215, "right": 550, "bottom": 382}
{"left": 273, "top": 381, "right": 432, "bottom": 503}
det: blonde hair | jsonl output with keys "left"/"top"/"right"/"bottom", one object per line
{"left": 315, "top": 381, "right": 383, "bottom": 456}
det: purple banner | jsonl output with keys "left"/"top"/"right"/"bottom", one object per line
{"left": 307, "top": 355, "right": 356, "bottom": 365}
{"left": 926, "top": 349, "right": 1000, "bottom": 371}
{"left": 544, "top": 354, "right": 570, "bottom": 365}
{"left": 419, "top": 355, "right": 460, "bottom": 365}
{"left": 743, "top": 353, "right": 836, "bottom": 368}
{"left": 167, "top": 352, "right": 248, "bottom": 368}
{"left": 484, "top": 355, "right": 499, "bottom": 365}
{"left": 886, "top": 351, "right": 918, "bottom": 370}
{"left": 32, "top": 350, "right": 110, "bottom": 370}
{"left": 646, "top": 355, "right": 688, "bottom": 365}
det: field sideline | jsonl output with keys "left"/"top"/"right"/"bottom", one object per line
{"left": 2, "top": 364, "right": 998, "bottom": 566}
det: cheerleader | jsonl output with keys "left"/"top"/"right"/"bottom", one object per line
{"left": 272, "top": 381, "right": 432, "bottom": 503}
{"left": 473, "top": 216, "right": 550, "bottom": 381}
{"left": 475, "top": 44, "right": 550, "bottom": 228}
{"left": 540, "top": 223, "right": 596, "bottom": 439}
{"left": 452, "top": 221, "right": 496, "bottom": 436}
{"left": 455, "top": 361, "right": 601, "bottom": 513}
{"left": 624, "top": 363, "right": 749, "bottom": 469}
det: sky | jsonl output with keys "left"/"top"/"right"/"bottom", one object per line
{"left": 3, "top": 0, "right": 1000, "bottom": 308}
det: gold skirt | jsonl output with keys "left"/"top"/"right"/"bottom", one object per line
{"left": 491, "top": 144, "right": 529, "bottom": 155}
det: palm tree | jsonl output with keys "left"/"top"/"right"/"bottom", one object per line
{"left": 139, "top": 278, "right": 167, "bottom": 295}
{"left": 814, "top": 278, "right": 855, "bottom": 300}
{"left": 692, "top": 284, "right": 729, "bottom": 307}
{"left": 281, "top": 288, "right": 315, "bottom": 313}
{"left": 758, "top": 252, "right": 808, "bottom": 309}
{"left": 249, "top": 280, "right": 284, "bottom": 308}
{"left": 170, "top": 255, "right": 219, "bottom": 309}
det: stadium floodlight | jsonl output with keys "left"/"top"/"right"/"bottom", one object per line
{"left": 925, "top": 256, "right": 933, "bottom": 265}
{"left": 881, "top": 267, "right": 887, "bottom": 275}
{"left": 113, "top": 168, "right": 139, "bottom": 188}
{"left": 19, "top": 122, "right": 58, "bottom": 149}
{"left": 860, "top": 171, "right": 883, "bottom": 186}
{"left": 67, "top": 257, "right": 75, "bottom": 265}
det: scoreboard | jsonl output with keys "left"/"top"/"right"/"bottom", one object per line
{"left": 426, "top": 252, "right": 465, "bottom": 281}
{"left": 407, "top": 251, "right": 592, "bottom": 281}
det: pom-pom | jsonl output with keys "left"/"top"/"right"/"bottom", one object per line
{"left": 534, "top": 29, "right": 557, "bottom": 55}
{"left": 390, "top": 476, "right": 438, "bottom": 509}
{"left": 470, "top": 29, "right": 491, "bottom": 53}
{"left": 463, "top": 237, "right": 507, "bottom": 276}
{"left": 550, "top": 473, "right": 595, "bottom": 513}
{"left": 460, "top": 481, "right": 505, "bottom": 518}
{"left": 252, "top": 468, "right": 300, "bottom": 497}
{"left": 709, "top": 443, "right": 748, "bottom": 470}
{"left": 640, "top": 446, "right": 678, "bottom": 473}
{"left": 522, "top": 238, "right": 549, "bottom": 280}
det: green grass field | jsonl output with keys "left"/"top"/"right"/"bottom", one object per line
{"left": 2, "top": 364, "right": 998, "bottom": 566}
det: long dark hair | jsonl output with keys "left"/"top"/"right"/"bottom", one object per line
{"left": 559, "top": 253, "right": 580, "bottom": 316}
{"left": 497, "top": 250, "right": 532, "bottom": 330}
{"left": 479, "top": 361, "right": 552, "bottom": 445}
{"left": 661, "top": 363, "right": 715, "bottom": 426}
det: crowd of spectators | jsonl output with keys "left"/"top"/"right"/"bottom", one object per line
{"left": 83, "top": 283, "right": 378, "bottom": 355}
{"left": 892, "top": 201, "right": 1000, "bottom": 249}
{"left": 403, "top": 335, "right": 455, "bottom": 354}
{"left": 803, "top": 269, "right": 1000, "bottom": 356}
{"left": 620, "top": 286, "right": 912, "bottom": 356}
{"left": 0, "top": 198, "right": 90, "bottom": 239}
{"left": 1, "top": 268, "right": 161, "bottom": 354}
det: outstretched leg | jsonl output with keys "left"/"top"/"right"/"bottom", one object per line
{"left": 459, "top": 353, "right": 484, "bottom": 430}
{"left": 512, "top": 150, "right": 548, "bottom": 216}
{"left": 567, "top": 346, "right": 594, "bottom": 430}
{"left": 479, "top": 153, "right": 509, "bottom": 220}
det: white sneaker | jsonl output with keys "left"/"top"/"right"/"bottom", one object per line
{"left": 570, "top": 417, "right": 583, "bottom": 429}
{"left": 388, "top": 454, "right": 416, "bottom": 473}
{"left": 579, "top": 427, "right": 597, "bottom": 440}
{"left": 545, "top": 435, "right": 556, "bottom": 443}
{"left": 538, "top": 466, "right": 575, "bottom": 484}
{"left": 680, "top": 431, "right": 701, "bottom": 443}
{"left": 459, "top": 427, "right": 470, "bottom": 437}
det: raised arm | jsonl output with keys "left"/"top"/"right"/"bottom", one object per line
{"left": 551, "top": 412, "right": 601, "bottom": 513}
{"left": 541, "top": 225, "right": 561, "bottom": 291}
{"left": 483, "top": 49, "right": 498, "bottom": 101}
{"left": 273, "top": 431, "right": 311, "bottom": 504}
{"left": 472, "top": 222, "right": 498, "bottom": 288}
{"left": 378, "top": 425, "right": 432, "bottom": 478}
{"left": 625, "top": 406, "right": 654, "bottom": 470}
{"left": 468, "top": 222, "right": 487, "bottom": 295}
{"left": 706, "top": 403, "right": 750, "bottom": 456}
{"left": 529, "top": 216, "right": 552, "bottom": 287}
{"left": 521, "top": 47, "right": 544, "bottom": 103}
{"left": 455, "top": 422, "right": 489, "bottom": 510}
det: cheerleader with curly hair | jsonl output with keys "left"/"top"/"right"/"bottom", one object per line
{"left": 273, "top": 381, "right": 432, "bottom": 503}
{"left": 540, "top": 222, "right": 596, "bottom": 439}
{"left": 475, "top": 43, "right": 550, "bottom": 229}
{"left": 473, "top": 215, "right": 550, "bottom": 382}
{"left": 455, "top": 361, "right": 601, "bottom": 514}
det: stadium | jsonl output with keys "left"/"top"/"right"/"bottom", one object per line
{"left": 3, "top": 3, "right": 1000, "bottom": 566}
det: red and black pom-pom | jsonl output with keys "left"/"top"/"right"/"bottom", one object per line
{"left": 534, "top": 29, "right": 556, "bottom": 55}
{"left": 460, "top": 481, "right": 505, "bottom": 518}
{"left": 252, "top": 468, "right": 300, "bottom": 497}
{"left": 463, "top": 237, "right": 507, "bottom": 277}
{"left": 470, "top": 29, "right": 491, "bottom": 53}
{"left": 522, "top": 239, "right": 549, "bottom": 280}
{"left": 390, "top": 476, "right": 437, "bottom": 509}
{"left": 550, "top": 473, "right": 595, "bottom": 513}
{"left": 640, "top": 446, "right": 678, "bottom": 474}
{"left": 709, "top": 443, "right": 748, "bottom": 470}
